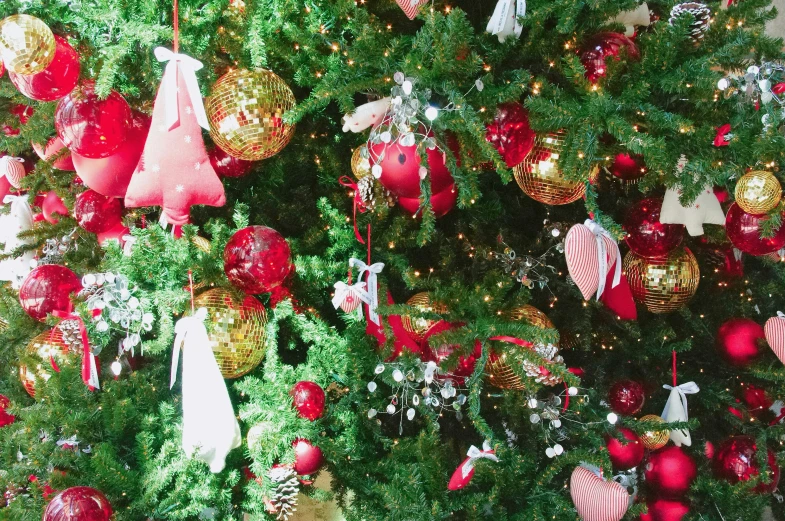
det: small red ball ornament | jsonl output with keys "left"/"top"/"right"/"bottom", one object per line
{"left": 9, "top": 35, "right": 79, "bottom": 102}
{"left": 0, "top": 395, "right": 15, "bottom": 427}
{"left": 33, "top": 137, "right": 75, "bottom": 171}
{"left": 716, "top": 318, "right": 764, "bottom": 367}
{"left": 42, "top": 486, "right": 113, "bottom": 521}
{"left": 580, "top": 32, "right": 640, "bottom": 82}
{"left": 640, "top": 498, "right": 690, "bottom": 521}
{"left": 292, "top": 438, "right": 324, "bottom": 475}
{"left": 484, "top": 102, "right": 535, "bottom": 168}
{"left": 19, "top": 265, "right": 82, "bottom": 321}
{"left": 608, "top": 379, "right": 645, "bottom": 416}
{"left": 55, "top": 81, "right": 131, "bottom": 159}
{"left": 741, "top": 384, "right": 774, "bottom": 420}
{"left": 41, "top": 191, "right": 69, "bottom": 224}
{"left": 209, "top": 146, "right": 254, "bottom": 178}
{"left": 290, "top": 381, "right": 326, "bottom": 421}
{"left": 224, "top": 226, "right": 292, "bottom": 294}
{"left": 606, "top": 427, "right": 644, "bottom": 470}
{"left": 624, "top": 197, "right": 684, "bottom": 257}
{"left": 2, "top": 104, "right": 33, "bottom": 136}
{"left": 610, "top": 153, "right": 646, "bottom": 181}
{"left": 74, "top": 189, "right": 123, "bottom": 233}
{"left": 644, "top": 446, "right": 698, "bottom": 497}
{"left": 714, "top": 435, "right": 780, "bottom": 493}
{"left": 725, "top": 203, "right": 785, "bottom": 256}
{"left": 426, "top": 340, "right": 483, "bottom": 384}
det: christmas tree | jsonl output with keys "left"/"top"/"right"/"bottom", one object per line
{"left": 1, "top": 1, "right": 785, "bottom": 520}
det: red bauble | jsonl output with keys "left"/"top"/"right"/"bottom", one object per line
{"left": 485, "top": 102, "right": 535, "bottom": 168}
{"left": 716, "top": 318, "right": 764, "bottom": 367}
{"left": 96, "top": 222, "right": 130, "bottom": 247}
{"left": 209, "top": 146, "right": 254, "bottom": 178}
{"left": 580, "top": 32, "right": 640, "bottom": 82}
{"left": 42, "top": 486, "right": 113, "bottom": 521}
{"left": 741, "top": 384, "right": 774, "bottom": 420}
{"left": 714, "top": 435, "right": 780, "bottom": 493}
{"left": 397, "top": 184, "right": 458, "bottom": 218}
{"left": 9, "top": 35, "right": 79, "bottom": 102}
{"left": 610, "top": 153, "right": 646, "bottom": 181}
{"left": 624, "top": 198, "right": 684, "bottom": 257}
{"left": 292, "top": 438, "right": 324, "bottom": 475}
{"left": 645, "top": 446, "right": 697, "bottom": 497}
{"left": 55, "top": 81, "right": 131, "bottom": 159}
{"left": 290, "top": 381, "right": 326, "bottom": 421}
{"left": 426, "top": 340, "right": 483, "bottom": 384}
{"left": 74, "top": 189, "right": 123, "bottom": 233}
{"left": 608, "top": 379, "right": 645, "bottom": 415}
{"left": 224, "top": 226, "right": 292, "bottom": 294}
{"left": 725, "top": 203, "right": 785, "bottom": 256}
{"left": 370, "top": 134, "right": 455, "bottom": 200}
{"left": 33, "top": 137, "right": 75, "bottom": 171}
{"left": 41, "top": 191, "right": 69, "bottom": 224}
{"left": 640, "top": 498, "right": 690, "bottom": 521}
{"left": 606, "top": 427, "right": 644, "bottom": 470}
{"left": 73, "top": 112, "right": 150, "bottom": 198}
{"left": 2, "top": 104, "right": 33, "bottom": 136}
{"left": 19, "top": 265, "right": 82, "bottom": 321}
{"left": 0, "top": 395, "right": 15, "bottom": 428}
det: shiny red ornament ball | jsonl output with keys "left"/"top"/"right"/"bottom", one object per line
{"left": 645, "top": 445, "right": 697, "bottom": 497}
{"left": 0, "top": 394, "right": 15, "bottom": 428}
{"left": 55, "top": 81, "right": 131, "bottom": 159}
{"left": 726, "top": 202, "right": 785, "bottom": 256}
{"left": 608, "top": 379, "right": 645, "bottom": 416}
{"left": 714, "top": 435, "right": 780, "bottom": 493}
{"left": 425, "top": 340, "right": 483, "bottom": 384}
{"left": 397, "top": 184, "right": 458, "bottom": 218}
{"left": 74, "top": 189, "right": 123, "bottom": 233}
{"left": 292, "top": 438, "right": 324, "bottom": 475}
{"left": 741, "top": 384, "right": 774, "bottom": 420}
{"left": 9, "top": 35, "right": 79, "bottom": 102}
{"left": 606, "top": 427, "right": 644, "bottom": 470}
{"left": 19, "top": 264, "right": 82, "bottom": 321}
{"left": 640, "top": 498, "right": 690, "bottom": 521}
{"left": 224, "top": 226, "right": 292, "bottom": 294}
{"left": 2, "top": 104, "right": 33, "bottom": 136}
{"left": 716, "top": 318, "right": 764, "bottom": 367}
{"left": 580, "top": 32, "right": 640, "bottom": 82}
{"left": 485, "top": 102, "right": 535, "bottom": 168}
{"left": 42, "top": 486, "right": 113, "bottom": 521}
{"left": 33, "top": 137, "right": 75, "bottom": 171}
{"left": 290, "top": 381, "right": 326, "bottom": 421}
{"left": 610, "top": 153, "right": 646, "bottom": 181}
{"left": 41, "top": 190, "right": 69, "bottom": 224}
{"left": 624, "top": 197, "right": 684, "bottom": 257}
{"left": 209, "top": 146, "right": 254, "bottom": 178}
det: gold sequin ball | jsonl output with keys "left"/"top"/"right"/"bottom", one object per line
{"left": 0, "top": 15, "right": 55, "bottom": 75}
{"left": 623, "top": 248, "right": 700, "bottom": 314}
{"left": 639, "top": 414, "right": 670, "bottom": 450}
{"left": 734, "top": 170, "right": 782, "bottom": 215}
{"left": 19, "top": 327, "right": 72, "bottom": 397}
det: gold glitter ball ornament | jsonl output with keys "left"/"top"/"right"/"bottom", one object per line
{"left": 0, "top": 15, "right": 55, "bottom": 75}
{"left": 623, "top": 248, "right": 699, "bottom": 314}
{"left": 401, "top": 292, "right": 447, "bottom": 340}
{"left": 734, "top": 170, "right": 782, "bottom": 215}
{"left": 19, "top": 327, "right": 72, "bottom": 398}
{"left": 509, "top": 304, "right": 555, "bottom": 332}
{"left": 639, "top": 414, "right": 670, "bottom": 450}
{"left": 514, "top": 132, "right": 597, "bottom": 206}
{"left": 206, "top": 68, "right": 296, "bottom": 161}
{"left": 193, "top": 287, "right": 268, "bottom": 379}
{"left": 351, "top": 146, "right": 372, "bottom": 180}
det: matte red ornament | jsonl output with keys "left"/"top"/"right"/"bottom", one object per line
{"left": 42, "top": 486, "right": 113, "bottom": 521}
{"left": 209, "top": 146, "right": 254, "bottom": 178}
{"left": 0, "top": 395, "right": 15, "bottom": 427}
{"left": 290, "top": 381, "right": 326, "bottom": 421}
{"left": 73, "top": 112, "right": 150, "bottom": 198}
{"left": 580, "top": 32, "right": 640, "bottom": 82}
{"left": 41, "top": 191, "right": 69, "bottom": 224}
{"left": 397, "top": 184, "right": 458, "bottom": 218}
{"left": 645, "top": 446, "right": 697, "bottom": 497}
{"left": 74, "top": 189, "right": 123, "bottom": 233}
{"left": 725, "top": 203, "right": 785, "bottom": 256}
{"left": 610, "top": 153, "right": 645, "bottom": 181}
{"left": 9, "top": 35, "right": 79, "bottom": 102}
{"left": 714, "top": 435, "right": 780, "bottom": 493}
{"left": 608, "top": 379, "right": 645, "bottom": 415}
{"left": 55, "top": 81, "right": 131, "bottom": 159}
{"left": 485, "top": 102, "right": 535, "bottom": 168}
{"left": 370, "top": 134, "right": 454, "bottom": 200}
{"left": 33, "top": 137, "right": 75, "bottom": 171}
{"left": 624, "top": 197, "right": 684, "bottom": 257}
{"left": 640, "top": 498, "right": 690, "bottom": 521}
{"left": 740, "top": 384, "right": 774, "bottom": 422}
{"left": 716, "top": 318, "right": 764, "bottom": 367}
{"left": 19, "top": 264, "right": 81, "bottom": 321}
{"left": 292, "top": 438, "right": 324, "bottom": 475}
{"left": 606, "top": 427, "right": 644, "bottom": 470}
{"left": 224, "top": 226, "right": 292, "bottom": 294}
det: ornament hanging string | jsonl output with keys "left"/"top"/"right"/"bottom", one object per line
{"left": 672, "top": 349, "right": 677, "bottom": 387}
{"left": 52, "top": 311, "right": 100, "bottom": 391}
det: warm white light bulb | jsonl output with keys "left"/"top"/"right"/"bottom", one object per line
{"left": 111, "top": 361, "right": 122, "bottom": 376}
{"left": 607, "top": 412, "right": 618, "bottom": 424}
{"left": 425, "top": 106, "right": 438, "bottom": 121}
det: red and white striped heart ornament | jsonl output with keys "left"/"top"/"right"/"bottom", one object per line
{"left": 0, "top": 156, "right": 25, "bottom": 189}
{"left": 565, "top": 220, "right": 620, "bottom": 301}
{"left": 569, "top": 466, "right": 629, "bottom": 521}
{"left": 396, "top": 0, "right": 428, "bottom": 20}
{"left": 765, "top": 312, "right": 785, "bottom": 365}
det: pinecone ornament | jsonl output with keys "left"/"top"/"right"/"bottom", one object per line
{"left": 523, "top": 343, "right": 564, "bottom": 386}
{"left": 58, "top": 319, "right": 85, "bottom": 353}
{"left": 357, "top": 176, "right": 396, "bottom": 209}
{"left": 669, "top": 3, "right": 711, "bottom": 42}
{"left": 266, "top": 465, "right": 300, "bottom": 520}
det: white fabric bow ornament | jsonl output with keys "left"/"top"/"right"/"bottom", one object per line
{"left": 349, "top": 258, "right": 384, "bottom": 325}
{"left": 661, "top": 381, "right": 699, "bottom": 447}
{"left": 461, "top": 441, "right": 500, "bottom": 479}
{"left": 154, "top": 47, "right": 210, "bottom": 131}
{"left": 583, "top": 219, "right": 622, "bottom": 300}
{"left": 486, "top": 0, "right": 526, "bottom": 42}
{"left": 332, "top": 281, "right": 371, "bottom": 317}
{"left": 0, "top": 194, "right": 34, "bottom": 288}
{"left": 171, "top": 308, "right": 241, "bottom": 473}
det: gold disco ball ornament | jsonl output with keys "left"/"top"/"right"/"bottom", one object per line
{"left": 639, "top": 414, "right": 670, "bottom": 450}
{"left": 19, "top": 327, "right": 71, "bottom": 398}
{"left": 351, "top": 146, "right": 372, "bottom": 180}
{"left": 401, "top": 292, "right": 446, "bottom": 340}
{"left": 191, "top": 235, "right": 211, "bottom": 253}
{"left": 206, "top": 68, "right": 296, "bottom": 161}
{"left": 193, "top": 287, "right": 268, "bottom": 379}
{"left": 734, "top": 170, "right": 782, "bottom": 215}
{"left": 623, "top": 248, "right": 700, "bottom": 314}
{"left": 0, "top": 14, "right": 55, "bottom": 75}
{"left": 509, "top": 304, "right": 555, "bottom": 332}
{"left": 514, "top": 132, "right": 596, "bottom": 205}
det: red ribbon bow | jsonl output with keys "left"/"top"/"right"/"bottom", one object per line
{"left": 338, "top": 176, "right": 368, "bottom": 245}
{"left": 52, "top": 311, "right": 100, "bottom": 391}
{"left": 714, "top": 123, "right": 731, "bottom": 147}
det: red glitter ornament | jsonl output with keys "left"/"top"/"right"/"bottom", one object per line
{"left": 42, "top": 486, "right": 113, "bottom": 521}
{"left": 9, "top": 35, "right": 79, "bottom": 102}
{"left": 224, "top": 226, "right": 292, "bottom": 294}
{"left": 624, "top": 197, "right": 684, "bottom": 257}
{"left": 725, "top": 203, "right": 785, "bottom": 256}
{"left": 484, "top": 102, "right": 535, "bottom": 168}
{"left": 19, "top": 265, "right": 81, "bottom": 321}
{"left": 580, "top": 32, "right": 640, "bottom": 82}
{"left": 74, "top": 189, "right": 123, "bottom": 233}
{"left": 292, "top": 438, "right": 324, "bottom": 475}
{"left": 290, "top": 381, "right": 326, "bottom": 421}
{"left": 640, "top": 498, "right": 690, "bottom": 521}
{"left": 606, "top": 427, "right": 644, "bottom": 470}
{"left": 610, "top": 153, "right": 646, "bottom": 181}
{"left": 608, "top": 379, "right": 645, "bottom": 416}
{"left": 33, "top": 137, "right": 75, "bottom": 171}
{"left": 716, "top": 318, "right": 764, "bottom": 367}
{"left": 645, "top": 446, "right": 697, "bottom": 497}
{"left": 209, "top": 146, "right": 254, "bottom": 178}
{"left": 714, "top": 435, "right": 780, "bottom": 493}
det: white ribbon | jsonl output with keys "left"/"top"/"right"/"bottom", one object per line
{"left": 171, "top": 307, "right": 208, "bottom": 388}
{"left": 332, "top": 281, "right": 371, "bottom": 319}
{"left": 56, "top": 435, "right": 79, "bottom": 449}
{"left": 662, "top": 382, "right": 699, "bottom": 421}
{"left": 2, "top": 194, "right": 33, "bottom": 229}
{"left": 423, "top": 360, "right": 438, "bottom": 385}
{"left": 777, "top": 311, "right": 785, "bottom": 320}
{"left": 461, "top": 441, "right": 499, "bottom": 479}
{"left": 486, "top": 0, "right": 526, "bottom": 42}
{"left": 349, "top": 258, "right": 384, "bottom": 326}
{"left": 662, "top": 381, "right": 699, "bottom": 446}
{"left": 154, "top": 47, "right": 210, "bottom": 131}
{"left": 583, "top": 219, "right": 621, "bottom": 300}
{"left": 733, "top": 247, "right": 744, "bottom": 262}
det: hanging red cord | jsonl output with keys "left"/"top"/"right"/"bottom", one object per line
{"left": 672, "top": 350, "right": 677, "bottom": 387}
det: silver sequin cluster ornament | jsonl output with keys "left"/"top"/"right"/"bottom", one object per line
{"left": 490, "top": 235, "right": 561, "bottom": 290}
{"left": 669, "top": 3, "right": 711, "bottom": 42}
{"left": 31, "top": 230, "right": 78, "bottom": 268}
{"left": 717, "top": 62, "right": 785, "bottom": 130}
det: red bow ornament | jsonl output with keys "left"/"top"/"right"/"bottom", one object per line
{"left": 714, "top": 123, "right": 732, "bottom": 147}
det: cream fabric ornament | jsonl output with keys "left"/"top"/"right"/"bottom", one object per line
{"left": 0, "top": 194, "right": 34, "bottom": 288}
{"left": 660, "top": 185, "right": 725, "bottom": 236}
{"left": 661, "top": 382, "right": 699, "bottom": 447}
{"left": 171, "top": 308, "right": 241, "bottom": 473}
{"left": 610, "top": 3, "right": 650, "bottom": 37}
{"left": 486, "top": 0, "right": 526, "bottom": 42}
{"left": 342, "top": 98, "right": 391, "bottom": 133}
